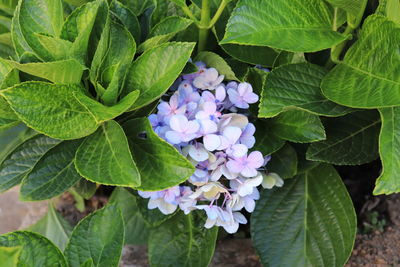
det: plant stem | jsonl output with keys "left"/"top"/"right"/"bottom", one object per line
{"left": 181, "top": 5, "right": 199, "bottom": 23}
{"left": 331, "top": 25, "right": 354, "bottom": 63}
{"left": 198, "top": 0, "right": 211, "bottom": 53}
{"left": 208, "top": 0, "right": 229, "bottom": 29}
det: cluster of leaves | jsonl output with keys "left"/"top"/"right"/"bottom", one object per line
{"left": 0, "top": 0, "right": 399, "bottom": 266}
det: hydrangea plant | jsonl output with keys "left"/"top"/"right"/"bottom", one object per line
{"left": 0, "top": 0, "right": 398, "bottom": 266}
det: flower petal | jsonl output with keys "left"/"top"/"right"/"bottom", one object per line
{"left": 204, "top": 134, "right": 221, "bottom": 151}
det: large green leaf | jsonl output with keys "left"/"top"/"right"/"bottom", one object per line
{"left": 124, "top": 42, "right": 195, "bottom": 110}
{"left": 138, "top": 16, "right": 193, "bottom": 52}
{"left": 253, "top": 119, "right": 286, "bottom": 156}
{"left": 268, "top": 143, "right": 298, "bottom": 179}
{"left": 259, "top": 63, "right": 352, "bottom": 118}
{"left": 16, "top": 0, "right": 64, "bottom": 61}
{"left": 326, "top": 0, "right": 367, "bottom": 27}
{"left": 374, "top": 107, "right": 400, "bottom": 195}
{"left": 148, "top": 211, "right": 218, "bottom": 267}
{"left": 35, "top": 34, "right": 73, "bottom": 61}
{"left": 322, "top": 15, "right": 400, "bottom": 108}
{"left": 269, "top": 110, "right": 326, "bottom": 143}
{"left": 119, "top": 0, "right": 155, "bottom": 16}
{"left": 376, "top": 0, "right": 400, "bottom": 24}
{"left": 20, "top": 140, "right": 82, "bottom": 201}
{"left": 123, "top": 118, "right": 194, "bottom": 191}
{"left": 75, "top": 120, "right": 141, "bottom": 187}
{"left": 109, "top": 187, "right": 150, "bottom": 244}
{"left": 195, "top": 51, "right": 238, "bottom": 81}
{"left": 0, "top": 123, "right": 36, "bottom": 164}
{"left": 110, "top": 0, "right": 141, "bottom": 43}
{"left": 307, "top": 111, "right": 380, "bottom": 165}
{"left": 2, "top": 82, "right": 139, "bottom": 140}
{"left": 251, "top": 164, "right": 356, "bottom": 267}
{"left": 0, "top": 246, "right": 21, "bottom": 267}
{"left": 1, "top": 82, "right": 99, "bottom": 140}
{"left": 0, "top": 231, "right": 67, "bottom": 267}
{"left": 221, "top": 0, "right": 348, "bottom": 52}
{"left": 8, "top": 59, "right": 86, "bottom": 84}
{"left": 29, "top": 203, "right": 73, "bottom": 251}
{"left": 64, "top": 204, "right": 125, "bottom": 267}
{"left": 0, "top": 135, "right": 61, "bottom": 193}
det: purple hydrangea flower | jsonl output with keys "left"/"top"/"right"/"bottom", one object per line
{"left": 227, "top": 82, "right": 259, "bottom": 109}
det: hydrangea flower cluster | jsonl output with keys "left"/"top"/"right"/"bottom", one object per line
{"left": 138, "top": 62, "right": 283, "bottom": 233}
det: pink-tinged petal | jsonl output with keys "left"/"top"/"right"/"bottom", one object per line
{"left": 185, "top": 120, "right": 200, "bottom": 134}
{"left": 241, "top": 136, "right": 256, "bottom": 149}
{"left": 199, "top": 120, "right": 218, "bottom": 135}
{"left": 229, "top": 144, "right": 248, "bottom": 158}
{"left": 206, "top": 68, "right": 219, "bottom": 81}
{"left": 233, "top": 212, "right": 247, "bottom": 224}
{"left": 181, "top": 133, "right": 198, "bottom": 142}
{"left": 202, "top": 91, "right": 215, "bottom": 102}
{"left": 169, "top": 114, "right": 188, "bottom": 132}
{"left": 244, "top": 198, "right": 256, "bottom": 213}
{"left": 203, "top": 101, "right": 217, "bottom": 114}
{"left": 226, "top": 160, "right": 244, "bottom": 174}
{"left": 204, "top": 134, "right": 221, "bottom": 151}
{"left": 238, "top": 82, "right": 252, "bottom": 96}
{"left": 223, "top": 126, "right": 242, "bottom": 144}
{"left": 195, "top": 110, "right": 209, "bottom": 120}
{"left": 227, "top": 88, "right": 241, "bottom": 104}
{"left": 215, "top": 85, "right": 226, "bottom": 101}
{"left": 243, "top": 92, "right": 259, "bottom": 104}
{"left": 240, "top": 166, "right": 258, "bottom": 178}
{"left": 217, "top": 135, "right": 230, "bottom": 150}
{"left": 170, "top": 94, "right": 179, "bottom": 109}
{"left": 189, "top": 146, "right": 209, "bottom": 162}
{"left": 157, "top": 101, "right": 171, "bottom": 115}
{"left": 164, "top": 191, "right": 177, "bottom": 204}
{"left": 221, "top": 165, "right": 238, "bottom": 180}
{"left": 165, "top": 131, "right": 182, "bottom": 144}
{"left": 247, "top": 151, "right": 264, "bottom": 169}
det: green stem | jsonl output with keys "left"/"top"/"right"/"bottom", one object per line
{"left": 181, "top": 5, "right": 199, "bottom": 23}
{"left": 208, "top": 0, "right": 229, "bottom": 29}
{"left": 198, "top": 0, "right": 211, "bottom": 53}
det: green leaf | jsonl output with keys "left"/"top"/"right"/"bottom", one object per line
{"left": 0, "top": 246, "right": 21, "bottom": 267}
{"left": 0, "top": 231, "right": 67, "bottom": 267}
{"left": 29, "top": 203, "right": 73, "bottom": 251}
{"left": 35, "top": 34, "right": 73, "bottom": 61}
{"left": 1, "top": 82, "right": 99, "bottom": 140}
{"left": 253, "top": 119, "right": 286, "bottom": 155}
{"left": 377, "top": 0, "right": 400, "bottom": 24}
{"left": 322, "top": 15, "right": 400, "bottom": 108}
{"left": 0, "top": 135, "right": 61, "bottom": 193}
{"left": 221, "top": 0, "right": 348, "bottom": 52}
{"left": 307, "top": 111, "right": 380, "bottom": 165}
{"left": 20, "top": 140, "right": 82, "bottom": 201}
{"left": 269, "top": 110, "right": 326, "bottom": 143}
{"left": 8, "top": 59, "right": 86, "bottom": 84}
{"left": 326, "top": 0, "right": 368, "bottom": 27}
{"left": 61, "top": 0, "right": 107, "bottom": 64}
{"left": 195, "top": 51, "right": 238, "bottom": 81}
{"left": 110, "top": 0, "right": 141, "bottom": 43}
{"left": 251, "top": 164, "right": 356, "bottom": 267}
{"left": 124, "top": 42, "right": 195, "bottom": 110}
{"left": 75, "top": 120, "right": 141, "bottom": 187}
{"left": 0, "top": 123, "right": 37, "bottom": 164}
{"left": 123, "top": 118, "right": 194, "bottom": 191}
{"left": 100, "top": 22, "right": 136, "bottom": 105}
{"left": 268, "top": 143, "right": 298, "bottom": 179}
{"left": 16, "top": 0, "right": 64, "bottom": 61}
{"left": 136, "top": 195, "right": 176, "bottom": 227}
{"left": 64, "top": 204, "right": 125, "bottom": 267}
{"left": 168, "top": 0, "right": 186, "bottom": 7}
{"left": 148, "top": 211, "right": 218, "bottom": 267}
{"left": 73, "top": 179, "right": 97, "bottom": 200}
{"left": 109, "top": 187, "right": 150, "bottom": 244}
{"left": 259, "top": 63, "right": 353, "bottom": 118}
{"left": 374, "top": 107, "right": 400, "bottom": 195}
{"left": 138, "top": 16, "right": 193, "bottom": 52}
{"left": 119, "top": 0, "right": 155, "bottom": 16}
